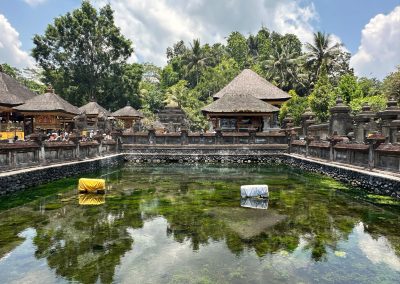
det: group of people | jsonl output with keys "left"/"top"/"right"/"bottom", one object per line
{"left": 47, "top": 130, "right": 70, "bottom": 142}
{"left": 45, "top": 129, "right": 113, "bottom": 142}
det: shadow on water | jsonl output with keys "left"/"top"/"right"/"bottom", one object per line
{"left": 0, "top": 163, "right": 399, "bottom": 283}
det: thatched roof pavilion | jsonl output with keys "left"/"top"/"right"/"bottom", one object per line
{"left": 112, "top": 103, "right": 143, "bottom": 119}
{"left": 203, "top": 69, "right": 288, "bottom": 132}
{"left": 13, "top": 86, "right": 79, "bottom": 131}
{"left": 202, "top": 93, "right": 280, "bottom": 132}
{"left": 14, "top": 86, "right": 80, "bottom": 117}
{"left": 202, "top": 93, "right": 279, "bottom": 114}
{"left": 79, "top": 100, "right": 111, "bottom": 117}
{"left": 0, "top": 70, "right": 36, "bottom": 109}
{"left": 112, "top": 103, "right": 143, "bottom": 129}
{"left": 213, "top": 69, "right": 290, "bottom": 106}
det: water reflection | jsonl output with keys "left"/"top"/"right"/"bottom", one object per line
{"left": 0, "top": 164, "right": 399, "bottom": 284}
{"left": 240, "top": 197, "right": 268, "bottom": 209}
{"left": 78, "top": 194, "right": 106, "bottom": 205}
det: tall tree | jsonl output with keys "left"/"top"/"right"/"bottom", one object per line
{"left": 308, "top": 67, "right": 336, "bottom": 122}
{"left": 182, "top": 39, "right": 209, "bottom": 87}
{"left": 305, "top": 32, "right": 342, "bottom": 81}
{"left": 383, "top": 65, "right": 400, "bottom": 101}
{"left": 32, "top": 1, "right": 140, "bottom": 109}
{"left": 264, "top": 34, "right": 306, "bottom": 93}
{"left": 226, "top": 31, "right": 249, "bottom": 68}
{"left": 336, "top": 73, "right": 362, "bottom": 104}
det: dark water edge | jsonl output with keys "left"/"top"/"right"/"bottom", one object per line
{"left": 0, "top": 163, "right": 399, "bottom": 284}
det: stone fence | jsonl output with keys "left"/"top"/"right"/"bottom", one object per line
{"left": 284, "top": 96, "right": 400, "bottom": 174}
{"left": 121, "top": 129, "right": 287, "bottom": 145}
{"left": 0, "top": 139, "right": 118, "bottom": 172}
{"left": 290, "top": 139, "right": 400, "bottom": 173}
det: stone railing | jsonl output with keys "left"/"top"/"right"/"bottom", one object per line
{"left": 290, "top": 138, "right": 400, "bottom": 173}
{"left": 0, "top": 139, "right": 118, "bottom": 172}
{"left": 121, "top": 129, "right": 287, "bottom": 145}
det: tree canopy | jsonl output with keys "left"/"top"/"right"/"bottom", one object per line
{"left": 32, "top": 0, "right": 142, "bottom": 110}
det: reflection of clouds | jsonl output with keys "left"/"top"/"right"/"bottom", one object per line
{"left": 0, "top": 228, "right": 60, "bottom": 284}
{"left": 356, "top": 223, "right": 400, "bottom": 272}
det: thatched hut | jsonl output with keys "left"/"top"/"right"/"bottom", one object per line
{"left": 112, "top": 103, "right": 143, "bottom": 129}
{"left": 79, "top": 100, "right": 111, "bottom": 118}
{"left": 202, "top": 93, "right": 279, "bottom": 132}
{"left": 79, "top": 100, "right": 112, "bottom": 131}
{"left": 14, "top": 86, "right": 80, "bottom": 131}
{"left": 0, "top": 68, "right": 37, "bottom": 137}
{"left": 203, "top": 69, "right": 289, "bottom": 132}
{"left": 213, "top": 69, "right": 291, "bottom": 107}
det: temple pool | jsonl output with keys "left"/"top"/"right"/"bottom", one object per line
{"left": 0, "top": 164, "right": 399, "bottom": 283}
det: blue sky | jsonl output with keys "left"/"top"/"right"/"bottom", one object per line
{"left": 0, "top": 0, "right": 399, "bottom": 79}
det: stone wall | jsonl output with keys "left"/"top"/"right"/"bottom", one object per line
{"left": 283, "top": 154, "right": 400, "bottom": 199}
{"left": 0, "top": 154, "right": 124, "bottom": 196}
{"left": 0, "top": 140, "right": 118, "bottom": 172}
{"left": 121, "top": 129, "right": 287, "bottom": 145}
{"left": 123, "top": 145, "right": 287, "bottom": 164}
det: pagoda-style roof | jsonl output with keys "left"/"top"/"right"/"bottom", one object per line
{"left": 213, "top": 69, "right": 291, "bottom": 101}
{"left": 14, "top": 87, "right": 80, "bottom": 116}
{"left": 0, "top": 71, "right": 36, "bottom": 107}
{"left": 202, "top": 93, "right": 279, "bottom": 114}
{"left": 79, "top": 101, "right": 111, "bottom": 117}
{"left": 112, "top": 104, "right": 143, "bottom": 119}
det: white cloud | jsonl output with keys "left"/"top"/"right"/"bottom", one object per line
{"left": 93, "top": 0, "right": 326, "bottom": 66}
{"left": 356, "top": 223, "right": 400, "bottom": 272}
{"left": 0, "top": 14, "right": 35, "bottom": 68}
{"left": 350, "top": 6, "right": 400, "bottom": 79}
{"left": 24, "top": 0, "right": 47, "bottom": 7}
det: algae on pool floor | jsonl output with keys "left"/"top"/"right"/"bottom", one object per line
{"left": 0, "top": 164, "right": 399, "bottom": 284}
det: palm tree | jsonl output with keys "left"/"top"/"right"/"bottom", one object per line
{"left": 264, "top": 41, "right": 306, "bottom": 92}
{"left": 183, "top": 39, "right": 209, "bottom": 86}
{"left": 305, "top": 32, "right": 342, "bottom": 79}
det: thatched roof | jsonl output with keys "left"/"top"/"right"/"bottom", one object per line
{"left": 79, "top": 101, "right": 111, "bottom": 116}
{"left": 112, "top": 104, "right": 143, "bottom": 118}
{"left": 0, "top": 71, "right": 36, "bottom": 107}
{"left": 213, "top": 69, "right": 291, "bottom": 101}
{"left": 202, "top": 93, "right": 279, "bottom": 114}
{"left": 14, "top": 87, "right": 80, "bottom": 116}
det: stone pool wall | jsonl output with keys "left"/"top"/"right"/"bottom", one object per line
{"left": 0, "top": 154, "right": 124, "bottom": 196}
{"left": 282, "top": 154, "right": 400, "bottom": 199}
{"left": 123, "top": 144, "right": 287, "bottom": 163}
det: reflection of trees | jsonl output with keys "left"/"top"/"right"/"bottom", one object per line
{"left": 31, "top": 194, "right": 144, "bottom": 284}
{"left": 139, "top": 174, "right": 400, "bottom": 262}
{"left": 1, "top": 164, "right": 399, "bottom": 284}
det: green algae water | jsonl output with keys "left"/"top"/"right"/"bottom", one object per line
{"left": 0, "top": 164, "right": 399, "bottom": 284}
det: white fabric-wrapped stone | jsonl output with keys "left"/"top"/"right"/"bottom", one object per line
{"left": 240, "top": 184, "right": 269, "bottom": 198}
{"left": 240, "top": 198, "right": 268, "bottom": 209}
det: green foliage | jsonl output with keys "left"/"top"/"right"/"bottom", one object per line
{"left": 279, "top": 90, "right": 308, "bottom": 125}
{"left": 0, "top": 63, "right": 18, "bottom": 78}
{"left": 195, "top": 58, "right": 240, "bottom": 101}
{"left": 358, "top": 77, "right": 383, "bottom": 97}
{"left": 349, "top": 95, "right": 387, "bottom": 114}
{"left": 226, "top": 31, "right": 249, "bottom": 68}
{"left": 139, "top": 80, "right": 165, "bottom": 114}
{"left": 32, "top": 1, "right": 140, "bottom": 110}
{"left": 337, "top": 73, "right": 362, "bottom": 104}
{"left": 383, "top": 65, "right": 400, "bottom": 101}
{"left": 308, "top": 68, "right": 336, "bottom": 122}
{"left": 305, "top": 32, "right": 350, "bottom": 85}
{"left": 264, "top": 34, "right": 306, "bottom": 93}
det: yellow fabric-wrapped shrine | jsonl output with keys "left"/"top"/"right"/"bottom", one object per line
{"left": 78, "top": 178, "right": 105, "bottom": 193}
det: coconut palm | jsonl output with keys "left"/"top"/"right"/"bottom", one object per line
{"left": 305, "top": 32, "right": 342, "bottom": 79}
{"left": 183, "top": 39, "right": 209, "bottom": 86}
{"left": 264, "top": 41, "right": 307, "bottom": 92}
